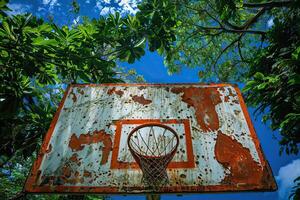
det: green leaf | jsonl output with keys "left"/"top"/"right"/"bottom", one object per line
{"left": 133, "top": 47, "right": 145, "bottom": 57}
{"left": 149, "top": 38, "right": 161, "bottom": 51}
{"left": 32, "top": 37, "right": 58, "bottom": 46}
{"left": 128, "top": 53, "right": 135, "bottom": 64}
{"left": 243, "top": 80, "right": 256, "bottom": 92}
{"left": 2, "top": 21, "right": 15, "bottom": 40}
{"left": 78, "top": 71, "right": 91, "bottom": 82}
{"left": 288, "top": 74, "right": 300, "bottom": 85}
{"left": 37, "top": 23, "right": 52, "bottom": 32}
{"left": 253, "top": 72, "right": 264, "bottom": 80}
{"left": 257, "top": 82, "right": 267, "bottom": 90}
{"left": 134, "top": 37, "right": 146, "bottom": 48}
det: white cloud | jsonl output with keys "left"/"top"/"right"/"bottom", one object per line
{"left": 95, "top": 1, "right": 103, "bottom": 11}
{"left": 6, "top": 3, "right": 31, "bottom": 15}
{"left": 42, "top": 0, "right": 59, "bottom": 10}
{"left": 276, "top": 159, "right": 300, "bottom": 199}
{"left": 38, "top": 7, "right": 46, "bottom": 12}
{"left": 267, "top": 18, "right": 274, "bottom": 28}
{"left": 85, "top": 0, "right": 91, "bottom": 3}
{"left": 100, "top": 7, "right": 110, "bottom": 15}
{"left": 42, "top": 0, "right": 57, "bottom": 6}
{"left": 94, "top": 0, "right": 141, "bottom": 15}
{"left": 118, "top": 0, "right": 140, "bottom": 14}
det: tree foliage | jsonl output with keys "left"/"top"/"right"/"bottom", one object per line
{"left": 244, "top": 7, "right": 300, "bottom": 155}
{"left": 151, "top": 0, "right": 276, "bottom": 81}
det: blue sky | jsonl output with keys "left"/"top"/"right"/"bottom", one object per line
{"left": 6, "top": 1, "right": 300, "bottom": 199}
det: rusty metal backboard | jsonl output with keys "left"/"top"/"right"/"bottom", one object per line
{"left": 25, "top": 83, "right": 277, "bottom": 194}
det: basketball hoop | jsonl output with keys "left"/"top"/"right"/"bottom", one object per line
{"left": 127, "top": 123, "right": 179, "bottom": 189}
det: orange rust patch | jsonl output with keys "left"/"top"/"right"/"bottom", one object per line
{"left": 224, "top": 88, "right": 238, "bottom": 103}
{"left": 171, "top": 87, "right": 221, "bottom": 132}
{"left": 65, "top": 177, "right": 84, "bottom": 184}
{"left": 62, "top": 165, "right": 72, "bottom": 178}
{"left": 77, "top": 88, "right": 84, "bottom": 95}
{"left": 45, "top": 144, "right": 52, "bottom": 153}
{"left": 83, "top": 170, "right": 92, "bottom": 177}
{"left": 107, "top": 87, "right": 124, "bottom": 97}
{"left": 70, "top": 89, "right": 77, "bottom": 103}
{"left": 69, "top": 153, "right": 81, "bottom": 166}
{"left": 132, "top": 95, "right": 152, "bottom": 105}
{"left": 68, "top": 130, "right": 112, "bottom": 165}
{"left": 70, "top": 90, "right": 77, "bottom": 103}
{"left": 215, "top": 131, "right": 263, "bottom": 185}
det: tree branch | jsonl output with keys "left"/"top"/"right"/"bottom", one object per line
{"left": 243, "top": 0, "right": 293, "bottom": 8}
{"left": 212, "top": 34, "right": 244, "bottom": 81}
{"left": 223, "top": 7, "right": 266, "bottom": 31}
{"left": 195, "top": 25, "right": 266, "bottom": 35}
{"left": 237, "top": 40, "right": 246, "bottom": 62}
{"left": 184, "top": 5, "right": 266, "bottom": 35}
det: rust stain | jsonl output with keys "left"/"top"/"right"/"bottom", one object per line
{"left": 138, "top": 86, "right": 146, "bottom": 90}
{"left": 215, "top": 131, "right": 263, "bottom": 185}
{"left": 234, "top": 110, "right": 241, "bottom": 115}
{"left": 69, "top": 153, "right": 81, "bottom": 166}
{"left": 68, "top": 130, "right": 112, "bottom": 165}
{"left": 132, "top": 95, "right": 152, "bottom": 105}
{"left": 171, "top": 87, "right": 221, "bottom": 132}
{"left": 62, "top": 165, "right": 72, "bottom": 178}
{"left": 45, "top": 144, "right": 52, "bottom": 153}
{"left": 65, "top": 177, "right": 84, "bottom": 184}
{"left": 83, "top": 170, "right": 92, "bottom": 177}
{"left": 36, "top": 170, "right": 41, "bottom": 183}
{"left": 224, "top": 88, "right": 239, "bottom": 104}
{"left": 107, "top": 87, "right": 124, "bottom": 97}
{"left": 180, "top": 174, "right": 187, "bottom": 179}
{"left": 261, "top": 165, "right": 278, "bottom": 189}
{"left": 70, "top": 89, "right": 77, "bottom": 103}
{"left": 77, "top": 88, "right": 84, "bottom": 95}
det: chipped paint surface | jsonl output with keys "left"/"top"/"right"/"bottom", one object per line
{"left": 25, "top": 84, "right": 277, "bottom": 194}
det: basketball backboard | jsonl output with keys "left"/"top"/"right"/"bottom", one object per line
{"left": 25, "top": 83, "right": 277, "bottom": 194}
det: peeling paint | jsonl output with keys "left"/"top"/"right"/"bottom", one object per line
{"left": 224, "top": 88, "right": 239, "bottom": 104}
{"left": 69, "top": 153, "right": 81, "bottom": 166}
{"left": 107, "top": 87, "right": 124, "bottom": 97}
{"left": 68, "top": 130, "right": 112, "bottom": 165}
{"left": 215, "top": 131, "right": 263, "bottom": 185}
{"left": 62, "top": 165, "right": 72, "bottom": 178}
{"left": 171, "top": 87, "right": 221, "bottom": 132}
{"left": 132, "top": 95, "right": 152, "bottom": 105}
{"left": 70, "top": 89, "right": 77, "bottom": 103}
{"left": 84, "top": 170, "right": 92, "bottom": 177}
{"left": 25, "top": 84, "right": 276, "bottom": 194}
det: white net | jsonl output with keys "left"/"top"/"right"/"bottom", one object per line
{"left": 127, "top": 124, "right": 179, "bottom": 189}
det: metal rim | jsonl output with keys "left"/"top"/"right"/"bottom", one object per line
{"left": 127, "top": 123, "right": 180, "bottom": 159}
